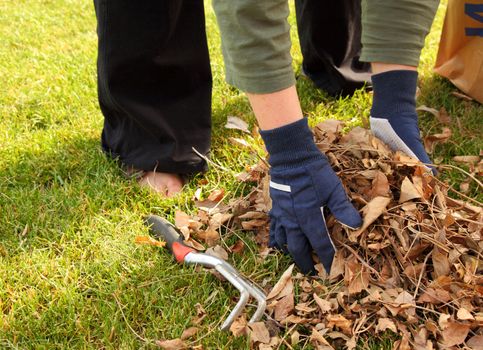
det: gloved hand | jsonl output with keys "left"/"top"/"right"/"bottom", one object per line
{"left": 369, "top": 70, "right": 435, "bottom": 174}
{"left": 260, "top": 118, "right": 362, "bottom": 275}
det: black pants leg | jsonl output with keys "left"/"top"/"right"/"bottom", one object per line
{"left": 295, "top": 0, "right": 372, "bottom": 97}
{"left": 94, "top": 0, "right": 211, "bottom": 175}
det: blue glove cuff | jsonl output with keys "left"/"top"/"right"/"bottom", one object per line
{"left": 259, "top": 118, "right": 323, "bottom": 168}
{"left": 371, "top": 70, "right": 418, "bottom": 117}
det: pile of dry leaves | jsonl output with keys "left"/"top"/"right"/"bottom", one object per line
{"left": 150, "top": 119, "right": 482, "bottom": 350}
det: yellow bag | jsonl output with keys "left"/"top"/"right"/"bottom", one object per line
{"left": 434, "top": 0, "right": 483, "bottom": 103}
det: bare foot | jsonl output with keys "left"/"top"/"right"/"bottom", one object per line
{"left": 138, "top": 171, "right": 184, "bottom": 197}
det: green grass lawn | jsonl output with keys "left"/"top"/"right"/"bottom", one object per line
{"left": 0, "top": 1, "right": 481, "bottom": 349}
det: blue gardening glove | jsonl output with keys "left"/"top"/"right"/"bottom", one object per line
{"left": 260, "top": 118, "right": 362, "bottom": 275}
{"left": 369, "top": 70, "right": 435, "bottom": 173}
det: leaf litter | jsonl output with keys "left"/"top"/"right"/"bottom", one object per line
{"left": 151, "top": 120, "right": 482, "bottom": 349}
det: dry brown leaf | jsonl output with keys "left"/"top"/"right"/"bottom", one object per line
{"left": 238, "top": 211, "right": 266, "bottom": 220}
{"left": 267, "top": 264, "right": 294, "bottom": 300}
{"left": 135, "top": 236, "right": 166, "bottom": 248}
{"left": 248, "top": 322, "right": 270, "bottom": 344}
{"left": 467, "top": 335, "right": 483, "bottom": 350}
{"left": 229, "top": 315, "right": 248, "bottom": 337}
{"left": 453, "top": 155, "right": 480, "bottom": 164}
{"left": 399, "top": 177, "right": 422, "bottom": 203}
{"left": 313, "top": 293, "right": 332, "bottom": 313}
{"left": 274, "top": 293, "right": 294, "bottom": 321}
{"left": 209, "top": 213, "right": 232, "bottom": 229}
{"left": 424, "top": 127, "right": 452, "bottom": 153}
{"left": 432, "top": 247, "right": 451, "bottom": 278}
{"left": 345, "top": 258, "right": 370, "bottom": 295}
{"left": 451, "top": 91, "right": 473, "bottom": 101}
{"left": 280, "top": 315, "right": 310, "bottom": 325}
{"left": 205, "top": 245, "right": 228, "bottom": 260}
{"left": 180, "top": 327, "right": 199, "bottom": 340}
{"left": 310, "top": 328, "right": 333, "bottom": 348}
{"left": 196, "top": 229, "right": 220, "bottom": 247}
{"left": 175, "top": 210, "right": 191, "bottom": 228}
{"left": 351, "top": 196, "right": 391, "bottom": 240}
{"left": 442, "top": 321, "right": 471, "bottom": 347}
{"left": 207, "top": 189, "right": 225, "bottom": 202}
{"left": 416, "top": 105, "right": 440, "bottom": 118}
{"left": 369, "top": 171, "right": 391, "bottom": 199}
{"left": 438, "top": 313, "right": 451, "bottom": 330}
{"left": 156, "top": 338, "right": 187, "bottom": 350}
{"left": 229, "top": 240, "right": 245, "bottom": 254}
{"left": 417, "top": 287, "right": 452, "bottom": 304}
{"left": 456, "top": 307, "right": 475, "bottom": 321}
{"left": 225, "top": 116, "right": 250, "bottom": 133}
{"left": 316, "top": 119, "right": 345, "bottom": 134}
{"left": 184, "top": 238, "right": 205, "bottom": 251}
{"left": 329, "top": 250, "right": 346, "bottom": 279}
{"left": 437, "top": 107, "right": 451, "bottom": 125}
{"left": 326, "top": 315, "right": 352, "bottom": 335}
{"left": 375, "top": 318, "right": 397, "bottom": 333}
{"left": 291, "top": 330, "right": 300, "bottom": 346}
{"left": 403, "top": 263, "right": 425, "bottom": 280}
{"left": 241, "top": 219, "right": 267, "bottom": 230}
{"left": 295, "top": 302, "right": 317, "bottom": 314}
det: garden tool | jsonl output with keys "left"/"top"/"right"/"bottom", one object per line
{"left": 145, "top": 215, "right": 267, "bottom": 331}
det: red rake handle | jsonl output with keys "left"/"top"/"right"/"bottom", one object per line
{"left": 145, "top": 215, "right": 195, "bottom": 263}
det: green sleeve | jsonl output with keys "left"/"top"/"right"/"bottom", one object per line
{"left": 212, "top": 0, "right": 295, "bottom": 94}
{"left": 361, "top": 0, "right": 440, "bottom": 66}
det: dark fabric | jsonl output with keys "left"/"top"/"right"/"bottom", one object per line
{"left": 259, "top": 118, "right": 322, "bottom": 168}
{"left": 295, "top": 0, "right": 371, "bottom": 96}
{"left": 370, "top": 70, "right": 434, "bottom": 170}
{"left": 261, "top": 119, "right": 362, "bottom": 274}
{"left": 94, "top": 0, "right": 212, "bottom": 175}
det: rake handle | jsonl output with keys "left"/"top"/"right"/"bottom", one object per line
{"left": 145, "top": 215, "right": 195, "bottom": 263}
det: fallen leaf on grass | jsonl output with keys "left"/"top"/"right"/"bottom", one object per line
{"left": 180, "top": 327, "right": 199, "bottom": 340}
{"left": 208, "top": 189, "right": 225, "bottom": 202}
{"left": 229, "top": 240, "right": 245, "bottom": 254}
{"left": 313, "top": 293, "right": 332, "bottom": 313}
{"left": 274, "top": 293, "right": 294, "bottom": 321}
{"left": 196, "top": 229, "right": 220, "bottom": 247}
{"left": 230, "top": 315, "right": 248, "bottom": 337}
{"left": 375, "top": 318, "right": 397, "bottom": 333}
{"left": 453, "top": 155, "right": 480, "bottom": 164}
{"left": 248, "top": 322, "right": 270, "bottom": 344}
{"left": 135, "top": 236, "right": 166, "bottom": 248}
{"left": 175, "top": 210, "right": 191, "bottom": 228}
{"left": 156, "top": 339, "right": 187, "bottom": 350}
{"left": 326, "top": 314, "right": 352, "bottom": 335}
{"left": 451, "top": 91, "right": 473, "bottom": 101}
{"left": 205, "top": 245, "right": 228, "bottom": 260}
{"left": 416, "top": 105, "right": 439, "bottom": 118}
{"left": 310, "top": 328, "right": 334, "bottom": 349}
{"left": 267, "top": 264, "right": 294, "bottom": 300}
{"left": 225, "top": 116, "right": 250, "bottom": 133}
{"left": 442, "top": 321, "right": 471, "bottom": 347}
{"left": 424, "top": 127, "right": 452, "bottom": 153}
